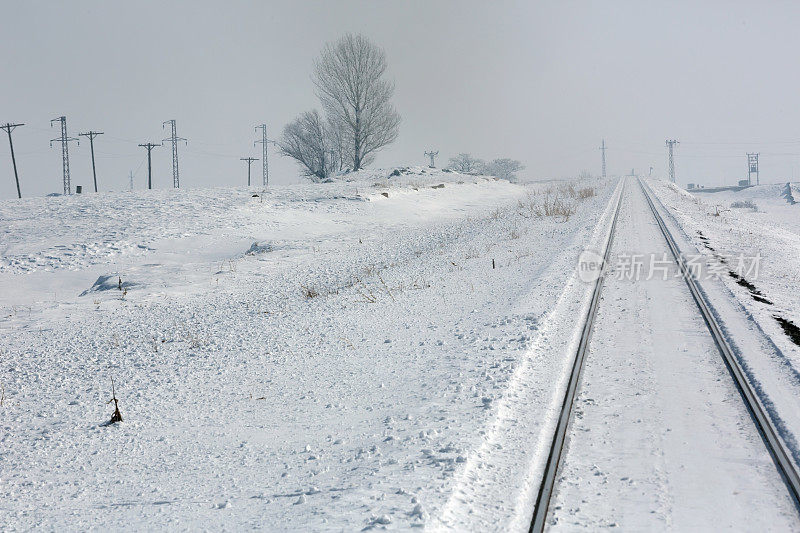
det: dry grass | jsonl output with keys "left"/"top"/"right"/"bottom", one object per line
{"left": 301, "top": 285, "right": 320, "bottom": 299}
{"left": 542, "top": 194, "right": 576, "bottom": 221}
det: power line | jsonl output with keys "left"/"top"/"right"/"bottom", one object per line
{"left": 665, "top": 140, "right": 679, "bottom": 183}
{"left": 1, "top": 122, "right": 24, "bottom": 199}
{"left": 682, "top": 140, "right": 800, "bottom": 146}
{"left": 78, "top": 130, "right": 104, "bottom": 193}
{"left": 50, "top": 116, "right": 79, "bottom": 195}
{"left": 162, "top": 120, "right": 187, "bottom": 188}
{"left": 254, "top": 124, "right": 270, "bottom": 188}
{"left": 138, "top": 142, "right": 161, "bottom": 190}
{"left": 240, "top": 157, "right": 258, "bottom": 187}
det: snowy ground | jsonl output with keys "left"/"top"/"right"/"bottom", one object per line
{"left": 647, "top": 180, "right": 800, "bottom": 365}
{"left": 549, "top": 179, "right": 799, "bottom": 530}
{"left": 646, "top": 180, "right": 800, "bottom": 474}
{"left": 0, "top": 168, "right": 614, "bottom": 531}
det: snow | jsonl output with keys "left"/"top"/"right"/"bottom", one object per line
{"left": 4, "top": 170, "right": 797, "bottom": 530}
{"left": 646, "top": 179, "right": 800, "bottom": 473}
{"left": 0, "top": 168, "right": 614, "bottom": 530}
{"left": 548, "top": 179, "right": 799, "bottom": 530}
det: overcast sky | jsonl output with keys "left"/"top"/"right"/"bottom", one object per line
{"left": 2, "top": 0, "right": 800, "bottom": 198}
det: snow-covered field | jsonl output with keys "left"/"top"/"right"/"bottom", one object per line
{"left": 0, "top": 168, "right": 614, "bottom": 531}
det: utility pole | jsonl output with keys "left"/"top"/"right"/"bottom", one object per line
{"left": 162, "top": 120, "right": 187, "bottom": 188}
{"left": 1, "top": 122, "right": 24, "bottom": 199}
{"left": 78, "top": 130, "right": 103, "bottom": 192}
{"left": 129, "top": 171, "right": 134, "bottom": 191}
{"left": 51, "top": 116, "right": 79, "bottom": 195}
{"left": 241, "top": 157, "right": 258, "bottom": 186}
{"left": 665, "top": 139, "right": 679, "bottom": 183}
{"left": 600, "top": 139, "right": 607, "bottom": 178}
{"left": 424, "top": 150, "right": 438, "bottom": 168}
{"left": 747, "top": 153, "right": 759, "bottom": 186}
{"left": 254, "top": 124, "right": 269, "bottom": 187}
{"left": 138, "top": 143, "right": 161, "bottom": 190}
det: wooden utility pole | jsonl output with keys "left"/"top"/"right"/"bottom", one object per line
{"left": 1, "top": 122, "right": 24, "bottom": 198}
{"left": 240, "top": 157, "right": 258, "bottom": 186}
{"left": 79, "top": 130, "right": 104, "bottom": 192}
{"left": 138, "top": 143, "right": 161, "bottom": 189}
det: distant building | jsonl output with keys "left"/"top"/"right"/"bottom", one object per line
{"left": 738, "top": 179, "right": 750, "bottom": 187}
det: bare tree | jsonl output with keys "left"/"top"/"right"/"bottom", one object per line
{"left": 313, "top": 34, "right": 400, "bottom": 172}
{"left": 447, "top": 153, "right": 485, "bottom": 174}
{"left": 326, "top": 113, "right": 351, "bottom": 173}
{"left": 485, "top": 158, "right": 525, "bottom": 182}
{"left": 278, "top": 110, "right": 338, "bottom": 182}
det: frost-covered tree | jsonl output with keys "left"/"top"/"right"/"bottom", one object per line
{"left": 278, "top": 110, "right": 339, "bottom": 182}
{"left": 447, "top": 153, "right": 485, "bottom": 174}
{"left": 313, "top": 34, "right": 400, "bottom": 171}
{"left": 485, "top": 158, "right": 525, "bottom": 182}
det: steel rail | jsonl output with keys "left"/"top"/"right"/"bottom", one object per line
{"left": 528, "top": 177, "right": 626, "bottom": 533}
{"left": 638, "top": 177, "right": 800, "bottom": 510}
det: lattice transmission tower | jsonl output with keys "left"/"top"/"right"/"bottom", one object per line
{"left": 50, "top": 116, "right": 79, "bottom": 195}
{"left": 600, "top": 139, "right": 607, "bottom": 178}
{"left": 425, "top": 150, "right": 438, "bottom": 168}
{"left": 665, "top": 139, "right": 679, "bottom": 183}
{"left": 747, "top": 153, "right": 759, "bottom": 185}
{"left": 162, "top": 120, "right": 187, "bottom": 188}
{"left": 254, "top": 124, "right": 270, "bottom": 188}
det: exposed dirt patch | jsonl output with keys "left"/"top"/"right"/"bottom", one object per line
{"left": 774, "top": 316, "right": 800, "bottom": 347}
{"left": 728, "top": 271, "right": 773, "bottom": 305}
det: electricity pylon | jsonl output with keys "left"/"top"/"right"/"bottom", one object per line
{"left": 600, "top": 139, "right": 607, "bottom": 178}
{"left": 747, "top": 153, "right": 759, "bottom": 185}
{"left": 50, "top": 116, "right": 79, "bottom": 195}
{"left": 254, "top": 124, "right": 269, "bottom": 187}
{"left": 425, "top": 150, "right": 438, "bottom": 168}
{"left": 162, "top": 120, "right": 187, "bottom": 188}
{"left": 665, "top": 140, "right": 679, "bottom": 183}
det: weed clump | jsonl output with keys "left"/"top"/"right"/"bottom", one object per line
{"left": 106, "top": 377, "right": 123, "bottom": 424}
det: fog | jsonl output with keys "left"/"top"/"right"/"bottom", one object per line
{"left": 2, "top": 0, "right": 799, "bottom": 197}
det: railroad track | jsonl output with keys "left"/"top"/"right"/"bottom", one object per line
{"left": 528, "top": 176, "right": 800, "bottom": 532}
{"left": 527, "top": 177, "right": 626, "bottom": 532}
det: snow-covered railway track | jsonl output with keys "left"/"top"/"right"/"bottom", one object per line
{"left": 527, "top": 178, "right": 626, "bottom": 532}
{"left": 637, "top": 177, "right": 800, "bottom": 510}
{"left": 529, "top": 177, "right": 800, "bottom": 532}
